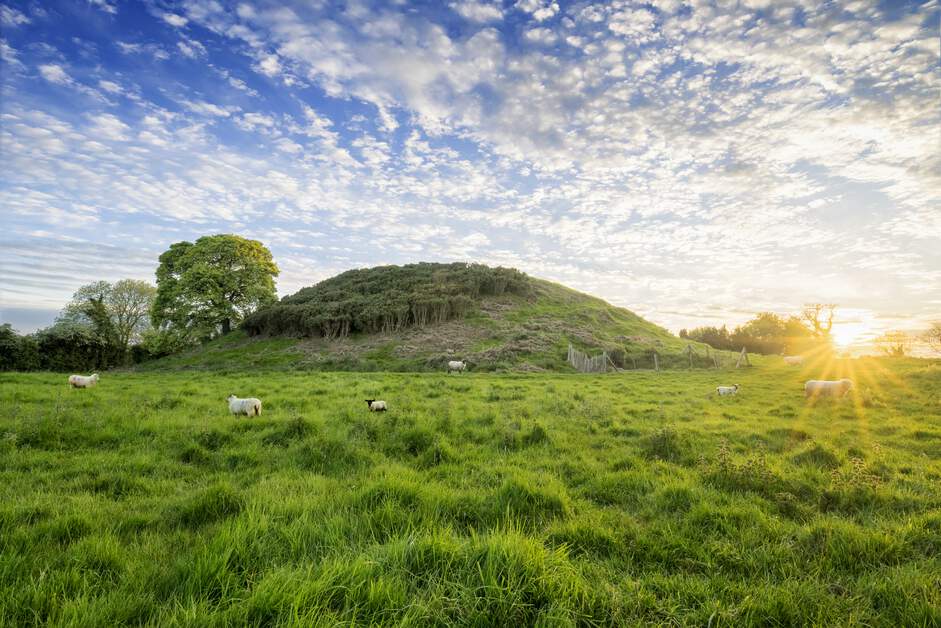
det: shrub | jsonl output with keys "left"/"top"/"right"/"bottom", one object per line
{"left": 243, "top": 262, "right": 530, "bottom": 338}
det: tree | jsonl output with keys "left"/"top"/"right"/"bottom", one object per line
{"left": 109, "top": 280, "right": 158, "bottom": 349}
{"left": 684, "top": 325, "right": 732, "bottom": 351}
{"left": 153, "top": 234, "right": 279, "bottom": 338}
{"left": 0, "top": 324, "right": 40, "bottom": 371}
{"left": 732, "top": 313, "right": 787, "bottom": 355}
{"left": 875, "top": 330, "right": 911, "bottom": 357}
{"left": 802, "top": 303, "right": 836, "bottom": 338}
{"left": 922, "top": 322, "right": 941, "bottom": 355}
{"left": 61, "top": 279, "right": 157, "bottom": 353}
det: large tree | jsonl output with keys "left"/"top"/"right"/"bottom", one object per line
{"left": 61, "top": 279, "right": 157, "bottom": 353}
{"left": 153, "top": 234, "right": 279, "bottom": 337}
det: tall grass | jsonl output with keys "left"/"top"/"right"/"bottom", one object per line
{"left": 1, "top": 358, "right": 939, "bottom": 625}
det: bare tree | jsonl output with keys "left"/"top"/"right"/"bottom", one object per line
{"left": 801, "top": 303, "right": 836, "bottom": 338}
{"left": 922, "top": 321, "right": 941, "bottom": 355}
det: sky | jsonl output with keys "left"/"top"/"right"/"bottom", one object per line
{"left": 1, "top": 0, "right": 939, "bottom": 352}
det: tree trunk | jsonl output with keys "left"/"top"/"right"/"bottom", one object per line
{"left": 222, "top": 318, "right": 231, "bottom": 335}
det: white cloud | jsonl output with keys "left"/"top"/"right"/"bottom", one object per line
{"left": 98, "top": 79, "right": 122, "bottom": 94}
{"left": 1, "top": 6, "right": 30, "bottom": 26}
{"left": 450, "top": 1, "right": 503, "bottom": 23}
{"left": 38, "top": 64, "right": 70, "bottom": 84}
{"left": 116, "top": 41, "right": 170, "bottom": 61}
{"left": 88, "top": 0, "right": 117, "bottom": 15}
{"left": 177, "top": 38, "right": 207, "bottom": 58}
{"left": 235, "top": 111, "right": 276, "bottom": 130}
{"left": 162, "top": 13, "right": 188, "bottom": 27}
{"left": 183, "top": 100, "right": 235, "bottom": 117}
{"left": 524, "top": 27, "right": 557, "bottom": 45}
{"left": 516, "top": 0, "right": 559, "bottom": 21}
{"left": 87, "top": 113, "right": 130, "bottom": 141}
{"left": 0, "top": 40, "right": 23, "bottom": 70}
{"left": 254, "top": 53, "right": 281, "bottom": 77}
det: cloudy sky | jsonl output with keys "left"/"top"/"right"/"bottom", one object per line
{"left": 1, "top": 0, "right": 938, "bottom": 349}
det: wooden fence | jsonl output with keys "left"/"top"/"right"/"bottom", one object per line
{"left": 567, "top": 344, "right": 620, "bottom": 373}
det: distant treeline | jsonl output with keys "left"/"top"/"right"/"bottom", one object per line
{"left": 244, "top": 263, "right": 531, "bottom": 338}
{"left": 680, "top": 312, "right": 826, "bottom": 355}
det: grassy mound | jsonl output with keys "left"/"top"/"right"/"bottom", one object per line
{"left": 147, "top": 262, "right": 725, "bottom": 371}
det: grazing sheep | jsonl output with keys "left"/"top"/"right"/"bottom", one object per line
{"left": 447, "top": 360, "right": 467, "bottom": 374}
{"left": 68, "top": 373, "right": 99, "bottom": 388}
{"left": 365, "top": 399, "right": 387, "bottom": 412}
{"left": 716, "top": 384, "right": 739, "bottom": 396}
{"left": 804, "top": 379, "right": 853, "bottom": 399}
{"left": 227, "top": 395, "right": 262, "bottom": 416}
{"left": 783, "top": 356, "right": 804, "bottom": 366}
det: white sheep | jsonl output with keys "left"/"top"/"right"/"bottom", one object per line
{"left": 227, "top": 394, "right": 262, "bottom": 416}
{"left": 68, "top": 373, "right": 99, "bottom": 388}
{"left": 447, "top": 360, "right": 467, "bottom": 374}
{"left": 365, "top": 399, "right": 387, "bottom": 412}
{"left": 804, "top": 379, "right": 853, "bottom": 399}
{"left": 783, "top": 356, "right": 804, "bottom": 366}
{"left": 716, "top": 384, "right": 739, "bottom": 396}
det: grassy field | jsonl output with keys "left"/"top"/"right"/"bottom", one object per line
{"left": 1, "top": 358, "right": 940, "bottom": 626}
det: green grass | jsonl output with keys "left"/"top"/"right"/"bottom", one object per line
{"left": 1, "top": 358, "right": 940, "bottom": 625}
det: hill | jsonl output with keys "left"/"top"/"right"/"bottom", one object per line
{"left": 146, "top": 262, "right": 724, "bottom": 372}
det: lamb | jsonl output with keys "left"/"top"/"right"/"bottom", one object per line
{"left": 716, "top": 384, "right": 739, "bottom": 396}
{"left": 447, "top": 360, "right": 467, "bottom": 374}
{"left": 783, "top": 355, "right": 804, "bottom": 366}
{"left": 227, "top": 394, "right": 262, "bottom": 416}
{"left": 804, "top": 379, "right": 853, "bottom": 399}
{"left": 68, "top": 373, "right": 99, "bottom": 388}
{"left": 365, "top": 399, "right": 387, "bottom": 412}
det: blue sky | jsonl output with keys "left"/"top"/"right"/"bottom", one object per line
{"left": 1, "top": 0, "right": 939, "bottom": 350}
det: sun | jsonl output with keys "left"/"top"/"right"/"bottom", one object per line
{"left": 831, "top": 321, "right": 871, "bottom": 349}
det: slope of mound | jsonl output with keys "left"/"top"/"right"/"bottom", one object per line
{"left": 146, "top": 262, "right": 725, "bottom": 372}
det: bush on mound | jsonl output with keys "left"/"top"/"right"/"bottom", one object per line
{"left": 243, "top": 262, "right": 530, "bottom": 338}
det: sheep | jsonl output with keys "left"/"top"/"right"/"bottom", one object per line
{"left": 227, "top": 394, "right": 262, "bottom": 416}
{"left": 447, "top": 360, "right": 467, "bottom": 374}
{"left": 804, "top": 379, "right": 853, "bottom": 399}
{"left": 783, "top": 355, "right": 804, "bottom": 366}
{"left": 68, "top": 373, "right": 99, "bottom": 388}
{"left": 365, "top": 399, "right": 387, "bottom": 412}
{"left": 716, "top": 384, "right": 739, "bottom": 396}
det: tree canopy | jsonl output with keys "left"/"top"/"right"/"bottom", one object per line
{"left": 153, "top": 234, "right": 279, "bottom": 338}
{"left": 680, "top": 311, "right": 819, "bottom": 355}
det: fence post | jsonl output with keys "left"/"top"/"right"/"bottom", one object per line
{"left": 653, "top": 352, "right": 659, "bottom": 372}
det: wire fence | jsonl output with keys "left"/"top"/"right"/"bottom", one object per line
{"left": 567, "top": 344, "right": 748, "bottom": 373}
